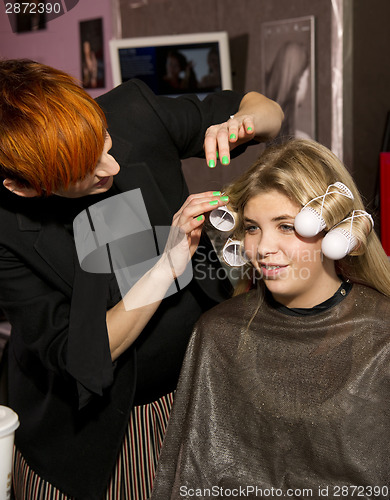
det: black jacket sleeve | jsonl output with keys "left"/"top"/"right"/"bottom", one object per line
{"left": 0, "top": 233, "right": 115, "bottom": 409}
{"left": 98, "top": 78, "right": 245, "bottom": 160}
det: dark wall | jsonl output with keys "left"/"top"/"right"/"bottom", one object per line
{"left": 118, "top": 0, "right": 333, "bottom": 193}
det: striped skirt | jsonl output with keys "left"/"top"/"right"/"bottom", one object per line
{"left": 12, "top": 392, "right": 174, "bottom": 500}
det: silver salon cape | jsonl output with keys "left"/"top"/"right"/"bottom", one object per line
{"left": 150, "top": 284, "right": 390, "bottom": 499}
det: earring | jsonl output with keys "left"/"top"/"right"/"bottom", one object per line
{"left": 209, "top": 205, "right": 237, "bottom": 232}
{"left": 222, "top": 238, "right": 248, "bottom": 267}
{"left": 321, "top": 210, "right": 374, "bottom": 260}
{"left": 294, "top": 182, "right": 354, "bottom": 238}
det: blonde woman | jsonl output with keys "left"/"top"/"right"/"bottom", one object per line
{"left": 151, "top": 139, "right": 390, "bottom": 499}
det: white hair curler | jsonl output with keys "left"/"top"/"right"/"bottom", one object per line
{"left": 294, "top": 205, "right": 327, "bottom": 238}
{"left": 294, "top": 182, "right": 354, "bottom": 238}
{"left": 321, "top": 229, "right": 358, "bottom": 260}
{"left": 222, "top": 238, "right": 248, "bottom": 267}
{"left": 321, "top": 210, "right": 373, "bottom": 260}
{"left": 209, "top": 205, "right": 237, "bottom": 232}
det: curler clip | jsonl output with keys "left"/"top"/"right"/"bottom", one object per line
{"left": 333, "top": 182, "right": 354, "bottom": 200}
{"left": 209, "top": 205, "right": 237, "bottom": 232}
{"left": 222, "top": 238, "right": 248, "bottom": 267}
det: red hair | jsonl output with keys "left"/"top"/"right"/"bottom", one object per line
{"left": 0, "top": 59, "right": 107, "bottom": 195}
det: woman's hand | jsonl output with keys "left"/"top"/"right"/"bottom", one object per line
{"left": 204, "top": 115, "right": 256, "bottom": 168}
{"left": 204, "top": 91, "right": 284, "bottom": 169}
{"left": 160, "top": 191, "right": 229, "bottom": 278}
{"left": 107, "top": 190, "right": 229, "bottom": 360}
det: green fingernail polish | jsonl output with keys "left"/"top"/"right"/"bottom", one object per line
{"left": 222, "top": 156, "right": 229, "bottom": 165}
{"left": 209, "top": 200, "right": 218, "bottom": 206}
{"left": 213, "top": 191, "right": 222, "bottom": 196}
{"left": 220, "top": 195, "right": 229, "bottom": 202}
{"left": 229, "top": 133, "right": 236, "bottom": 140}
{"left": 216, "top": 151, "right": 219, "bottom": 159}
{"left": 208, "top": 159, "right": 216, "bottom": 168}
{"left": 247, "top": 127, "right": 253, "bottom": 132}
{"left": 197, "top": 215, "right": 204, "bottom": 221}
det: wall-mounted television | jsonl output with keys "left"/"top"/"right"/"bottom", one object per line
{"left": 109, "top": 32, "right": 232, "bottom": 99}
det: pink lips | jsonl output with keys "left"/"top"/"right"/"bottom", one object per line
{"left": 259, "top": 263, "right": 288, "bottom": 278}
{"left": 95, "top": 176, "right": 111, "bottom": 188}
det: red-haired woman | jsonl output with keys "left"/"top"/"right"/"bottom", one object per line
{"left": 0, "top": 59, "right": 283, "bottom": 499}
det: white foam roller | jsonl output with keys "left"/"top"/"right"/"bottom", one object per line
{"left": 321, "top": 228, "right": 358, "bottom": 260}
{"left": 294, "top": 206, "right": 327, "bottom": 238}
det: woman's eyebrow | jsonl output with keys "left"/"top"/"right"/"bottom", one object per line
{"left": 244, "top": 214, "right": 295, "bottom": 223}
{"left": 243, "top": 216, "right": 258, "bottom": 224}
{"left": 272, "top": 214, "right": 295, "bottom": 222}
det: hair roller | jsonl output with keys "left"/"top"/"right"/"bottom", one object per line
{"left": 222, "top": 238, "right": 249, "bottom": 267}
{"left": 209, "top": 205, "right": 237, "bottom": 232}
{"left": 294, "top": 182, "right": 354, "bottom": 238}
{"left": 321, "top": 210, "right": 374, "bottom": 260}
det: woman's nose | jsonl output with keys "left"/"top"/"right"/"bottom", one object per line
{"left": 95, "top": 154, "right": 120, "bottom": 178}
{"left": 256, "top": 232, "right": 278, "bottom": 258}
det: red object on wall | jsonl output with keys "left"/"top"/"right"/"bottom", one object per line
{"left": 380, "top": 152, "right": 390, "bottom": 256}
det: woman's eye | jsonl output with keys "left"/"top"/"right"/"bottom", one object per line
{"left": 245, "top": 225, "right": 259, "bottom": 234}
{"left": 280, "top": 224, "right": 295, "bottom": 233}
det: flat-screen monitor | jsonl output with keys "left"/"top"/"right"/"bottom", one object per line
{"left": 109, "top": 32, "right": 232, "bottom": 99}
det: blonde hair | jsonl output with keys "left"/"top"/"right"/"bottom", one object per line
{"left": 225, "top": 138, "right": 390, "bottom": 297}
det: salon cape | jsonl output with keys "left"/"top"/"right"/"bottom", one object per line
{"left": 151, "top": 284, "right": 390, "bottom": 499}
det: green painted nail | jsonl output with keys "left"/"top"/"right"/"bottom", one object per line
{"left": 247, "top": 127, "right": 253, "bottom": 132}
{"left": 220, "top": 195, "right": 229, "bottom": 202}
{"left": 229, "top": 133, "right": 236, "bottom": 140}
{"left": 213, "top": 191, "right": 222, "bottom": 196}
{"left": 209, "top": 200, "right": 218, "bottom": 206}
{"left": 208, "top": 159, "right": 216, "bottom": 169}
{"left": 222, "top": 156, "right": 229, "bottom": 165}
{"left": 197, "top": 215, "right": 204, "bottom": 221}
{"left": 216, "top": 151, "right": 219, "bottom": 159}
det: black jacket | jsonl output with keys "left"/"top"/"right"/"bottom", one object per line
{"left": 0, "top": 80, "right": 242, "bottom": 498}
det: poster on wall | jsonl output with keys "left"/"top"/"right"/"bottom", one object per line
{"left": 79, "top": 18, "right": 105, "bottom": 89}
{"left": 14, "top": 0, "right": 47, "bottom": 32}
{"left": 261, "top": 16, "right": 315, "bottom": 141}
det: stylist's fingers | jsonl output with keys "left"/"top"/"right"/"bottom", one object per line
{"left": 173, "top": 190, "right": 223, "bottom": 220}
{"left": 227, "top": 115, "right": 239, "bottom": 144}
{"left": 173, "top": 193, "right": 229, "bottom": 234}
{"left": 204, "top": 115, "right": 256, "bottom": 169}
{"left": 239, "top": 116, "right": 256, "bottom": 138}
{"left": 204, "top": 123, "right": 231, "bottom": 167}
{"left": 229, "top": 115, "right": 256, "bottom": 143}
{"left": 167, "top": 193, "right": 228, "bottom": 274}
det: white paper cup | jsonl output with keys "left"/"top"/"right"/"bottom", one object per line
{"left": 0, "top": 406, "right": 19, "bottom": 500}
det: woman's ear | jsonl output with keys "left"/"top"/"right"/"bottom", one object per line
{"left": 3, "top": 178, "right": 39, "bottom": 197}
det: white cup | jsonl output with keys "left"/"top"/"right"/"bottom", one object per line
{"left": 0, "top": 406, "right": 19, "bottom": 500}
